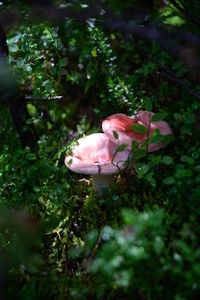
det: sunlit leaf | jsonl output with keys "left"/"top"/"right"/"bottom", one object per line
{"left": 130, "top": 124, "right": 146, "bottom": 134}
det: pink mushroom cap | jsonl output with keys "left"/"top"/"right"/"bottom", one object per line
{"left": 65, "top": 133, "right": 131, "bottom": 175}
{"left": 102, "top": 111, "right": 173, "bottom": 152}
{"left": 102, "top": 113, "right": 146, "bottom": 147}
{"left": 135, "top": 110, "right": 173, "bottom": 152}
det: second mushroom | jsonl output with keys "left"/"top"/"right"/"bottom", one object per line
{"left": 102, "top": 110, "right": 173, "bottom": 152}
{"left": 65, "top": 133, "right": 131, "bottom": 191}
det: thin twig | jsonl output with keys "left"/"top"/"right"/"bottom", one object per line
{"left": 168, "top": 0, "right": 200, "bottom": 29}
{"left": 25, "top": 96, "right": 63, "bottom": 101}
{"left": 83, "top": 210, "right": 106, "bottom": 270}
{"left": 157, "top": 71, "right": 200, "bottom": 100}
{"left": 146, "top": 112, "right": 152, "bottom": 152}
{"left": 134, "top": 41, "right": 200, "bottom": 101}
{"left": 1, "top": 2, "right": 200, "bottom": 77}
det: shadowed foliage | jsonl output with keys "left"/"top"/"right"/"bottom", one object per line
{"left": 1, "top": 1, "right": 200, "bottom": 299}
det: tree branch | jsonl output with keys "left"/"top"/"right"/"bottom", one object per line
{"left": 134, "top": 40, "right": 200, "bottom": 101}
{"left": 25, "top": 96, "right": 63, "bottom": 102}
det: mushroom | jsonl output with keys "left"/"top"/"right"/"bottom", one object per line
{"left": 65, "top": 133, "right": 131, "bottom": 191}
{"left": 135, "top": 110, "right": 173, "bottom": 152}
{"left": 102, "top": 113, "right": 146, "bottom": 147}
{"left": 102, "top": 111, "right": 173, "bottom": 152}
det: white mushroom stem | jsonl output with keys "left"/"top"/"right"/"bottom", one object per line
{"left": 93, "top": 174, "right": 115, "bottom": 191}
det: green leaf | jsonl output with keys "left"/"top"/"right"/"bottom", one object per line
{"left": 152, "top": 128, "right": 161, "bottom": 137}
{"left": 145, "top": 172, "right": 156, "bottom": 187}
{"left": 180, "top": 156, "right": 194, "bottom": 165}
{"left": 26, "top": 153, "right": 37, "bottom": 161}
{"left": 130, "top": 124, "right": 146, "bottom": 134}
{"left": 131, "top": 140, "right": 138, "bottom": 151}
{"left": 113, "top": 130, "right": 119, "bottom": 139}
{"left": 9, "top": 44, "right": 19, "bottom": 52}
{"left": 43, "top": 80, "right": 52, "bottom": 91}
{"left": 148, "top": 135, "right": 163, "bottom": 143}
{"left": 68, "top": 159, "right": 73, "bottom": 166}
{"left": 185, "top": 113, "right": 195, "bottom": 124}
{"left": 152, "top": 112, "right": 168, "bottom": 122}
{"left": 144, "top": 99, "right": 152, "bottom": 111}
{"left": 150, "top": 155, "right": 161, "bottom": 165}
{"left": 175, "top": 169, "right": 192, "bottom": 178}
{"left": 162, "top": 156, "right": 173, "bottom": 165}
{"left": 173, "top": 113, "right": 182, "bottom": 120}
{"left": 163, "top": 177, "right": 175, "bottom": 185}
{"left": 172, "top": 60, "right": 183, "bottom": 70}
{"left": 16, "top": 58, "right": 25, "bottom": 67}
{"left": 26, "top": 65, "right": 32, "bottom": 73}
{"left": 91, "top": 48, "right": 97, "bottom": 57}
{"left": 134, "top": 149, "right": 146, "bottom": 160}
{"left": 137, "top": 164, "right": 150, "bottom": 177}
{"left": 59, "top": 57, "right": 68, "bottom": 67}
{"left": 194, "top": 165, "right": 200, "bottom": 173}
{"left": 84, "top": 79, "right": 93, "bottom": 93}
{"left": 117, "top": 144, "right": 127, "bottom": 152}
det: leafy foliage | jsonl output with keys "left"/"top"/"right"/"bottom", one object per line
{"left": 1, "top": 0, "right": 200, "bottom": 299}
